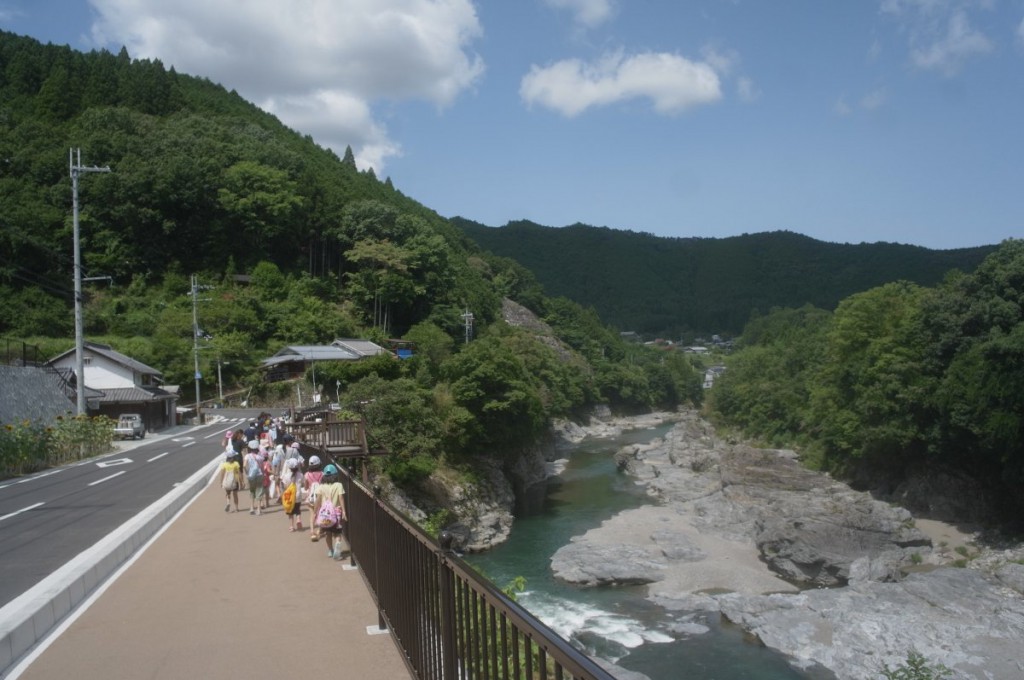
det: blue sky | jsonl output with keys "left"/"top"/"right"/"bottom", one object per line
{"left": 1, "top": 0, "right": 1022, "bottom": 250}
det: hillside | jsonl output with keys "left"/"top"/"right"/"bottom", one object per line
{"left": 0, "top": 30, "right": 489, "bottom": 341}
{"left": 453, "top": 219, "right": 997, "bottom": 337}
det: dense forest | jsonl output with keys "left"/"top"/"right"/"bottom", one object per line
{"left": 707, "top": 239, "right": 1024, "bottom": 523}
{"left": 0, "top": 31, "right": 702, "bottom": 486}
{"left": 454, "top": 219, "right": 996, "bottom": 338}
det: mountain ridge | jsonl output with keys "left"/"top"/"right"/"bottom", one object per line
{"left": 452, "top": 218, "right": 997, "bottom": 337}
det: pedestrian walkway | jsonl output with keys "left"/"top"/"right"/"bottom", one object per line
{"left": 7, "top": 462, "right": 411, "bottom": 679}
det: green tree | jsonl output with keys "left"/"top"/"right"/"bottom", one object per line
{"left": 808, "top": 281, "right": 930, "bottom": 472}
{"left": 440, "top": 331, "right": 547, "bottom": 452}
{"left": 218, "top": 160, "right": 305, "bottom": 255}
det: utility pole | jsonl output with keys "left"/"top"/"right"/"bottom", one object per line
{"left": 461, "top": 307, "right": 474, "bottom": 345}
{"left": 190, "top": 274, "right": 212, "bottom": 424}
{"left": 70, "top": 149, "right": 110, "bottom": 416}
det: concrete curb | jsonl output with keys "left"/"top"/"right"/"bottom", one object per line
{"left": 0, "top": 455, "right": 221, "bottom": 676}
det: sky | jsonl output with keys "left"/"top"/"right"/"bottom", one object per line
{"left": 1, "top": 0, "right": 1022, "bottom": 250}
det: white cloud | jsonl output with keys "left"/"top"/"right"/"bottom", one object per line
{"left": 520, "top": 51, "right": 722, "bottom": 117}
{"left": 700, "top": 45, "right": 739, "bottom": 76}
{"left": 87, "top": 0, "right": 485, "bottom": 173}
{"left": 860, "top": 87, "right": 887, "bottom": 110}
{"left": 909, "top": 10, "right": 992, "bottom": 74}
{"left": 880, "top": 1, "right": 993, "bottom": 75}
{"left": 835, "top": 87, "right": 886, "bottom": 115}
{"left": 736, "top": 76, "right": 759, "bottom": 102}
{"left": 543, "top": 0, "right": 615, "bottom": 29}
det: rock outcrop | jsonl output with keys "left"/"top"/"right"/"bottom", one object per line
{"left": 551, "top": 410, "right": 1024, "bottom": 680}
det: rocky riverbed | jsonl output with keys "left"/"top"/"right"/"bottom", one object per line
{"left": 550, "top": 411, "right": 1024, "bottom": 680}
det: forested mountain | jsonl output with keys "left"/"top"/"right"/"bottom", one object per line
{"left": 0, "top": 31, "right": 703, "bottom": 487}
{"left": 454, "top": 219, "right": 997, "bottom": 338}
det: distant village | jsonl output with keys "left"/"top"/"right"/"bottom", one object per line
{"left": 620, "top": 332, "right": 731, "bottom": 389}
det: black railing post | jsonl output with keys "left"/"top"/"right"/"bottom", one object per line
{"left": 372, "top": 484, "right": 385, "bottom": 630}
{"left": 438, "top": 530, "right": 458, "bottom": 680}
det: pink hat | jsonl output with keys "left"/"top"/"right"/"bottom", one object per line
{"left": 225, "top": 430, "right": 233, "bottom": 437}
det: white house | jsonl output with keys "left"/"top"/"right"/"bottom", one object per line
{"left": 47, "top": 341, "right": 177, "bottom": 431}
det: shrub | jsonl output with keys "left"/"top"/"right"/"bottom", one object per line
{"left": 880, "top": 651, "right": 952, "bottom": 680}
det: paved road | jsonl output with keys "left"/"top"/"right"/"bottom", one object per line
{"left": 0, "top": 423, "right": 229, "bottom": 607}
{"left": 0, "top": 421, "right": 411, "bottom": 679}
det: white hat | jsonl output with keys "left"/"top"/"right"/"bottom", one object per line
{"left": 309, "top": 455, "right": 321, "bottom": 467}
{"left": 248, "top": 440, "right": 259, "bottom": 449}
{"left": 287, "top": 458, "right": 299, "bottom": 469}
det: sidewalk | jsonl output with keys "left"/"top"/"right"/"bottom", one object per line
{"left": 8, "top": 463, "right": 411, "bottom": 679}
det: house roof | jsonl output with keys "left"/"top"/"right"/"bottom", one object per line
{"left": 47, "top": 341, "right": 163, "bottom": 378}
{"left": 261, "top": 339, "right": 389, "bottom": 369}
{"left": 331, "top": 339, "right": 389, "bottom": 358}
{"left": 94, "top": 386, "right": 176, "bottom": 404}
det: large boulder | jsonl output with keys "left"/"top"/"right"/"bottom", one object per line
{"left": 717, "top": 567, "right": 1024, "bottom": 680}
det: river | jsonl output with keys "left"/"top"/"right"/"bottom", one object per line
{"left": 466, "top": 425, "right": 835, "bottom": 680}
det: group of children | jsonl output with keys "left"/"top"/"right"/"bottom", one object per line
{"left": 218, "top": 424, "right": 349, "bottom": 560}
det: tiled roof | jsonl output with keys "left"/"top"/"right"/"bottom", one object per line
{"left": 95, "top": 386, "right": 175, "bottom": 404}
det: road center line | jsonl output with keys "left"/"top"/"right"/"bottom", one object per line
{"left": 0, "top": 502, "right": 45, "bottom": 522}
{"left": 148, "top": 452, "right": 170, "bottom": 462}
{"left": 89, "top": 471, "right": 126, "bottom": 486}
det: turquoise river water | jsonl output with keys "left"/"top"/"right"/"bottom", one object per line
{"left": 466, "top": 425, "right": 836, "bottom": 680}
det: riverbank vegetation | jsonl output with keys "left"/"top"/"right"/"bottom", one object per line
{"left": 707, "top": 239, "right": 1024, "bottom": 525}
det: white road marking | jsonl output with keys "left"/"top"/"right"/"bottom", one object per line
{"left": 0, "top": 502, "right": 45, "bottom": 522}
{"left": 89, "top": 471, "right": 126, "bottom": 486}
{"left": 148, "top": 452, "right": 170, "bottom": 462}
{"left": 96, "top": 458, "right": 133, "bottom": 468}
{"left": 0, "top": 469, "right": 62, "bottom": 491}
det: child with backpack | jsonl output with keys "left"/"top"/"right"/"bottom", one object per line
{"left": 281, "top": 457, "right": 305, "bottom": 532}
{"left": 243, "top": 440, "right": 265, "bottom": 515}
{"left": 219, "top": 450, "right": 241, "bottom": 513}
{"left": 313, "top": 463, "right": 347, "bottom": 559}
{"left": 304, "top": 455, "right": 324, "bottom": 541}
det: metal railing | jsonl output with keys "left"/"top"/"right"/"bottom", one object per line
{"left": 1, "top": 338, "right": 43, "bottom": 366}
{"left": 289, "top": 418, "right": 365, "bottom": 452}
{"left": 336, "top": 465, "right": 616, "bottom": 680}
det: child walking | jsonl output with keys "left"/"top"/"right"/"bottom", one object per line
{"left": 219, "top": 451, "right": 241, "bottom": 513}
{"left": 313, "top": 464, "right": 348, "bottom": 559}
{"left": 304, "top": 455, "right": 324, "bottom": 541}
{"left": 281, "top": 457, "right": 305, "bottom": 532}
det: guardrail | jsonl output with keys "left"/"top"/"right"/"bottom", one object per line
{"left": 336, "top": 464, "right": 616, "bottom": 680}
